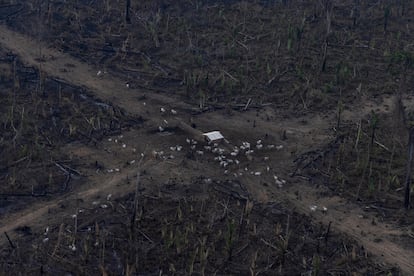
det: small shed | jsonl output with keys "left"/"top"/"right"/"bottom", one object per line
{"left": 203, "top": 131, "right": 224, "bottom": 142}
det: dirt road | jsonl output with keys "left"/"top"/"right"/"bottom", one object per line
{"left": 1, "top": 24, "right": 413, "bottom": 274}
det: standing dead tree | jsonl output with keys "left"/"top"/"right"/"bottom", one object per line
{"left": 125, "top": 0, "right": 131, "bottom": 24}
{"left": 404, "top": 127, "right": 413, "bottom": 209}
{"left": 395, "top": 72, "right": 412, "bottom": 210}
{"left": 351, "top": 0, "right": 360, "bottom": 28}
{"left": 389, "top": 47, "right": 414, "bottom": 209}
{"left": 394, "top": 75, "right": 412, "bottom": 210}
{"left": 319, "top": 0, "right": 333, "bottom": 72}
{"left": 131, "top": 153, "right": 145, "bottom": 236}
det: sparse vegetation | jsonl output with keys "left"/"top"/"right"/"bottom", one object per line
{"left": 0, "top": 0, "right": 413, "bottom": 274}
{"left": 0, "top": 184, "right": 397, "bottom": 275}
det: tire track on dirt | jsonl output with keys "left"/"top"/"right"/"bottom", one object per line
{"left": 0, "top": 24, "right": 413, "bottom": 274}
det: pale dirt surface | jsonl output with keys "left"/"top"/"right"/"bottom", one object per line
{"left": 0, "top": 24, "right": 413, "bottom": 274}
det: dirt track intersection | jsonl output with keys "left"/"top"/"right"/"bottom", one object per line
{"left": 1, "top": 1, "right": 414, "bottom": 275}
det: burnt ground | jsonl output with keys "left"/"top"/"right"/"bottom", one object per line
{"left": 0, "top": 0, "right": 414, "bottom": 275}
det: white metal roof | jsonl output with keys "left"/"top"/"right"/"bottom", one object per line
{"left": 202, "top": 131, "right": 224, "bottom": 141}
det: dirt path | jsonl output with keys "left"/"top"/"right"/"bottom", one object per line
{"left": 280, "top": 183, "right": 414, "bottom": 274}
{"left": 201, "top": 112, "right": 414, "bottom": 273}
{"left": 1, "top": 24, "right": 413, "bottom": 274}
{"left": 0, "top": 25, "right": 191, "bottom": 123}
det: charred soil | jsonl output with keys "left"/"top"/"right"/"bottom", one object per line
{"left": 0, "top": 0, "right": 414, "bottom": 275}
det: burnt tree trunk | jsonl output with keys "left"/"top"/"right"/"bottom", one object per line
{"left": 404, "top": 127, "right": 414, "bottom": 209}
{"left": 125, "top": 0, "right": 131, "bottom": 24}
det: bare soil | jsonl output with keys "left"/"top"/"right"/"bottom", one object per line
{"left": 0, "top": 0, "right": 414, "bottom": 275}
